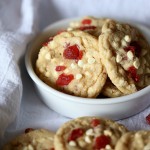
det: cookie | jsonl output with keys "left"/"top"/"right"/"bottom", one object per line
{"left": 99, "top": 20, "right": 150, "bottom": 94}
{"left": 68, "top": 16, "right": 109, "bottom": 37}
{"left": 54, "top": 116, "right": 128, "bottom": 150}
{"left": 115, "top": 130, "right": 150, "bottom": 150}
{"left": 102, "top": 79, "right": 125, "bottom": 98}
{"left": 2, "top": 129, "right": 55, "bottom": 150}
{"left": 36, "top": 30, "right": 107, "bottom": 98}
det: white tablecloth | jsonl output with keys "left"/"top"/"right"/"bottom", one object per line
{"left": 0, "top": 0, "right": 150, "bottom": 146}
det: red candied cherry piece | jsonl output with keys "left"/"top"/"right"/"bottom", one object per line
{"left": 55, "top": 66, "right": 66, "bottom": 71}
{"left": 68, "top": 128, "right": 84, "bottom": 142}
{"left": 63, "top": 44, "right": 83, "bottom": 60}
{"left": 42, "top": 37, "right": 53, "bottom": 46}
{"left": 79, "top": 26, "right": 96, "bottom": 31}
{"left": 56, "top": 73, "right": 74, "bottom": 86}
{"left": 24, "top": 128, "right": 34, "bottom": 134}
{"left": 128, "top": 66, "right": 140, "bottom": 82}
{"left": 146, "top": 114, "right": 150, "bottom": 125}
{"left": 124, "top": 42, "right": 141, "bottom": 57}
{"left": 124, "top": 46, "right": 135, "bottom": 53}
{"left": 81, "top": 19, "right": 92, "bottom": 25}
{"left": 91, "top": 119, "right": 101, "bottom": 127}
{"left": 94, "top": 135, "right": 111, "bottom": 149}
{"left": 130, "top": 42, "right": 141, "bottom": 57}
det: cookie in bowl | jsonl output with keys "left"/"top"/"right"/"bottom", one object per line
{"left": 68, "top": 16, "right": 110, "bottom": 37}
{"left": 54, "top": 116, "right": 128, "bottom": 150}
{"left": 99, "top": 20, "right": 150, "bottom": 95}
{"left": 36, "top": 30, "right": 107, "bottom": 98}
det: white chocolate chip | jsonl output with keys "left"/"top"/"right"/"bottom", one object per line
{"left": 78, "top": 60, "right": 84, "bottom": 67}
{"left": 78, "top": 140, "right": 86, "bottom": 148}
{"left": 76, "top": 73, "right": 82, "bottom": 80}
{"left": 133, "top": 59, "right": 140, "bottom": 69}
{"left": 104, "top": 130, "right": 112, "bottom": 136}
{"left": 45, "top": 53, "right": 51, "bottom": 60}
{"left": 116, "top": 54, "right": 122, "bottom": 63}
{"left": 69, "top": 141, "right": 77, "bottom": 147}
{"left": 71, "top": 63, "right": 76, "bottom": 69}
{"left": 84, "top": 136, "right": 92, "bottom": 143}
{"left": 67, "top": 27, "right": 73, "bottom": 31}
{"left": 64, "top": 69, "right": 69, "bottom": 73}
{"left": 121, "top": 40, "right": 128, "bottom": 47}
{"left": 86, "top": 128, "right": 94, "bottom": 136}
{"left": 112, "top": 42, "right": 119, "bottom": 48}
{"left": 45, "top": 72, "right": 50, "bottom": 77}
{"left": 88, "top": 57, "right": 95, "bottom": 64}
{"left": 105, "top": 144, "right": 112, "bottom": 149}
{"left": 127, "top": 51, "right": 134, "bottom": 60}
{"left": 85, "top": 71, "right": 91, "bottom": 77}
{"left": 49, "top": 41, "right": 56, "bottom": 49}
{"left": 124, "top": 35, "right": 131, "bottom": 42}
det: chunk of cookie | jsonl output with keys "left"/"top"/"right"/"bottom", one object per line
{"left": 115, "top": 130, "right": 150, "bottom": 150}
{"left": 99, "top": 20, "right": 150, "bottom": 94}
{"left": 36, "top": 31, "right": 107, "bottom": 98}
{"left": 68, "top": 16, "right": 109, "bottom": 37}
{"left": 54, "top": 116, "right": 128, "bottom": 150}
{"left": 102, "top": 79, "right": 125, "bottom": 98}
{"left": 2, "top": 129, "right": 55, "bottom": 150}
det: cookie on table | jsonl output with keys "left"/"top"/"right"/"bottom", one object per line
{"left": 102, "top": 79, "right": 125, "bottom": 98}
{"left": 54, "top": 116, "right": 128, "bottom": 150}
{"left": 99, "top": 20, "right": 150, "bottom": 95}
{"left": 36, "top": 31, "right": 107, "bottom": 98}
{"left": 68, "top": 16, "right": 109, "bottom": 37}
{"left": 115, "top": 130, "right": 150, "bottom": 150}
{"left": 2, "top": 129, "right": 55, "bottom": 150}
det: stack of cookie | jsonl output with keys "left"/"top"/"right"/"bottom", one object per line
{"left": 2, "top": 116, "right": 150, "bottom": 150}
{"left": 36, "top": 16, "right": 150, "bottom": 98}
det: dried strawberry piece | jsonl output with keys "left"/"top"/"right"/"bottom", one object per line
{"left": 55, "top": 66, "right": 66, "bottom": 71}
{"left": 63, "top": 44, "right": 83, "bottom": 60}
{"left": 124, "top": 46, "right": 135, "bottom": 53}
{"left": 79, "top": 26, "right": 96, "bottom": 31}
{"left": 146, "top": 114, "right": 150, "bottom": 125}
{"left": 68, "top": 128, "right": 84, "bottom": 142}
{"left": 81, "top": 19, "right": 92, "bottom": 25}
{"left": 24, "top": 128, "right": 34, "bottom": 134}
{"left": 42, "top": 37, "right": 53, "bottom": 46}
{"left": 91, "top": 119, "right": 101, "bottom": 127}
{"left": 127, "top": 66, "right": 140, "bottom": 82}
{"left": 56, "top": 73, "right": 74, "bottom": 86}
{"left": 124, "top": 42, "right": 141, "bottom": 57}
{"left": 94, "top": 135, "right": 111, "bottom": 150}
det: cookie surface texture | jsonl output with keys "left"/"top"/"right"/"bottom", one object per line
{"left": 99, "top": 20, "right": 150, "bottom": 94}
{"left": 2, "top": 129, "right": 55, "bottom": 150}
{"left": 115, "top": 130, "right": 150, "bottom": 150}
{"left": 54, "top": 116, "right": 128, "bottom": 150}
{"left": 36, "top": 31, "right": 107, "bottom": 98}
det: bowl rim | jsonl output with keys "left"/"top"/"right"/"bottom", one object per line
{"left": 25, "top": 17, "right": 150, "bottom": 105}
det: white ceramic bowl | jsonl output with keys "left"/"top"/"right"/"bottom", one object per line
{"left": 25, "top": 18, "right": 150, "bottom": 120}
